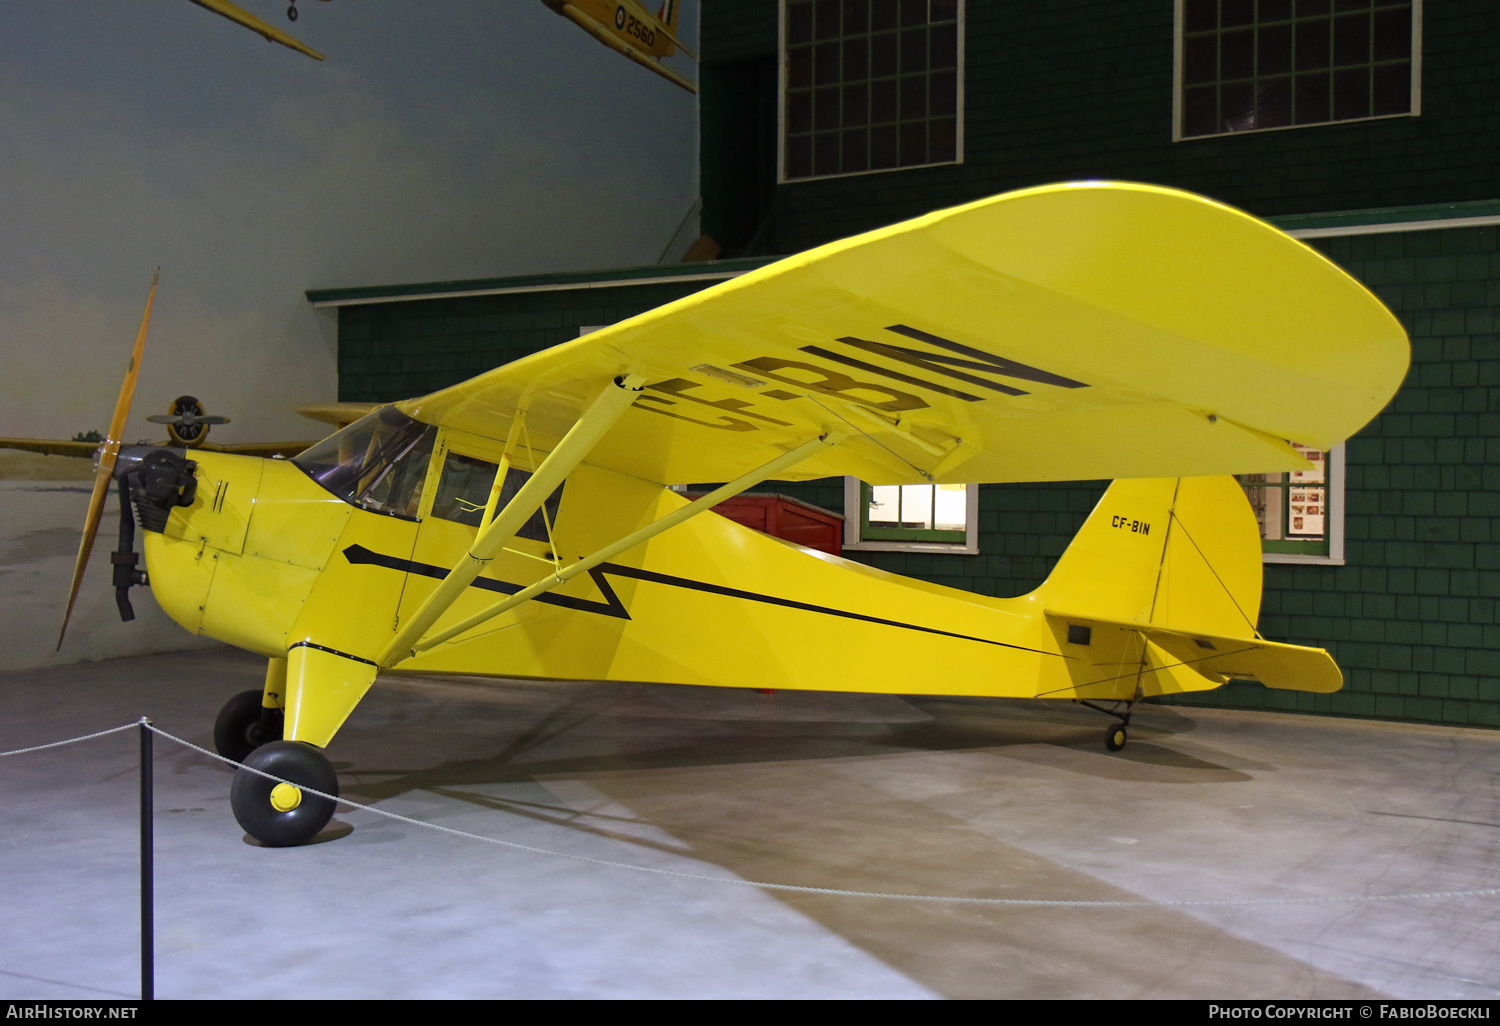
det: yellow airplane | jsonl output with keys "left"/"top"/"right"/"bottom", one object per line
{"left": 188, "top": 0, "right": 699, "bottom": 95}
{"left": 0, "top": 396, "right": 369, "bottom": 462}
{"left": 188, "top": 0, "right": 333, "bottom": 61}
{"left": 62, "top": 183, "right": 1408, "bottom": 847}
{"left": 543, "top": 0, "right": 697, "bottom": 93}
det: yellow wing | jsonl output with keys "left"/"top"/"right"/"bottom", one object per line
{"left": 400, "top": 182, "right": 1409, "bottom": 486}
{"left": 187, "top": 0, "right": 326, "bottom": 61}
{"left": 296, "top": 402, "right": 381, "bottom": 430}
{"left": 0, "top": 438, "right": 101, "bottom": 459}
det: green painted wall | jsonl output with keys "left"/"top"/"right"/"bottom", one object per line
{"left": 1180, "top": 224, "right": 1500, "bottom": 728}
{"left": 336, "top": 280, "right": 715, "bottom": 403}
{"left": 702, "top": 1, "right": 1500, "bottom": 255}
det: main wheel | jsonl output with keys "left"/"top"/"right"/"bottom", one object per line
{"left": 213, "top": 689, "right": 284, "bottom": 763}
{"left": 1105, "top": 724, "right": 1128, "bottom": 751}
{"left": 231, "top": 740, "right": 339, "bottom": 847}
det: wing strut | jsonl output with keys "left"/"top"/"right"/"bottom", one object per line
{"left": 377, "top": 374, "right": 646, "bottom": 668}
{"left": 402, "top": 429, "right": 846, "bottom": 659}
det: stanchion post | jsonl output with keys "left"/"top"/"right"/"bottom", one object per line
{"left": 139, "top": 718, "right": 153, "bottom": 1001}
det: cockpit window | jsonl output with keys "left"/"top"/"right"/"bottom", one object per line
{"left": 292, "top": 406, "right": 436, "bottom": 519}
{"left": 431, "top": 452, "right": 498, "bottom": 528}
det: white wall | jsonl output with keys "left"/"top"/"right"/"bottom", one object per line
{"left": 0, "top": 1, "right": 699, "bottom": 668}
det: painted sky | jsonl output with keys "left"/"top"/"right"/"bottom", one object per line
{"left": 0, "top": 1, "right": 699, "bottom": 442}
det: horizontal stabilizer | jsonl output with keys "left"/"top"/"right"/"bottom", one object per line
{"left": 1046, "top": 610, "right": 1343, "bottom": 694}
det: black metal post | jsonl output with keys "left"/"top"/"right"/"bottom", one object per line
{"left": 139, "top": 718, "right": 154, "bottom": 1001}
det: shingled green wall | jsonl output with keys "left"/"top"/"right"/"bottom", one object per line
{"left": 336, "top": 280, "right": 717, "bottom": 403}
{"left": 1181, "top": 224, "right": 1500, "bottom": 728}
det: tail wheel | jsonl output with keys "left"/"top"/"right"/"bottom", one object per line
{"left": 213, "top": 689, "right": 284, "bottom": 763}
{"left": 231, "top": 741, "right": 338, "bottom": 847}
{"left": 1105, "top": 724, "right": 1128, "bottom": 751}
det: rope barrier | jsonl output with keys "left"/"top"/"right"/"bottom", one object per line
{"left": 8, "top": 718, "right": 1500, "bottom": 910}
{"left": 0, "top": 721, "right": 140, "bottom": 757}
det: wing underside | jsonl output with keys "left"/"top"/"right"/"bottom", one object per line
{"left": 400, "top": 182, "right": 1409, "bottom": 487}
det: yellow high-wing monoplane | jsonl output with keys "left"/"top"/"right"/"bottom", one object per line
{"left": 64, "top": 182, "right": 1408, "bottom": 847}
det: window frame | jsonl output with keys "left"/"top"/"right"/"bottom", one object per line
{"left": 1172, "top": 0, "right": 1423, "bottom": 142}
{"left": 1240, "top": 442, "right": 1346, "bottom": 566}
{"left": 779, "top": 0, "right": 966, "bottom": 184}
{"left": 842, "top": 476, "right": 979, "bottom": 554}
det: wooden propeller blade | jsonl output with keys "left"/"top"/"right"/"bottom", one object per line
{"left": 57, "top": 271, "right": 159, "bottom": 650}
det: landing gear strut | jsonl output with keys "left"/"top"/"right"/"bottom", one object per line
{"left": 230, "top": 740, "right": 338, "bottom": 847}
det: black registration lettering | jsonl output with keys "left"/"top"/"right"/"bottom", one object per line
{"left": 883, "top": 324, "right": 1090, "bottom": 390}
{"left": 732, "top": 356, "right": 928, "bottom": 413}
{"left": 634, "top": 394, "right": 758, "bottom": 432}
{"left": 645, "top": 378, "right": 793, "bottom": 427}
{"left": 1111, "top": 515, "right": 1151, "bottom": 535}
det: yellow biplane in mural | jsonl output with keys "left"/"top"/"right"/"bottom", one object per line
{"left": 62, "top": 182, "right": 1408, "bottom": 847}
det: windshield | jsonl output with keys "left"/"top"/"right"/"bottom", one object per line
{"left": 292, "top": 406, "right": 436, "bottom": 519}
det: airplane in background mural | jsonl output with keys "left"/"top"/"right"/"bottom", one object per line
{"left": 189, "top": 0, "right": 698, "bottom": 93}
{"left": 58, "top": 183, "right": 1407, "bottom": 849}
{"left": 0, "top": 395, "right": 373, "bottom": 462}
{"left": 188, "top": 0, "right": 332, "bottom": 61}
{"left": 542, "top": 0, "right": 697, "bottom": 93}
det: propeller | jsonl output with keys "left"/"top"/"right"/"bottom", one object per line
{"left": 147, "top": 395, "right": 229, "bottom": 447}
{"left": 57, "top": 271, "right": 159, "bottom": 651}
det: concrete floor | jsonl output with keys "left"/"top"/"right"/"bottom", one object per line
{"left": 2, "top": 647, "right": 1497, "bottom": 1000}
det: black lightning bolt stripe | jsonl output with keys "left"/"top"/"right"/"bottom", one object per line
{"left": 342, "top": 545, "right": 1062, "bottom": 656}
{"left": 343, "top": 544, "right": 628, "bottom": 618}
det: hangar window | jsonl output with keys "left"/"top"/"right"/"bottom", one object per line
{"left": 842, "top": 478, "right": 978, "bottom": 554}
{"left": 782, "top": 0, "right": 963, "bottom": 181}
{"left": 1239, "top": 443, "right": 1345, "bottom": 564}
{"left": 1175, "top": 0, "right": 1420, "bottom": 140}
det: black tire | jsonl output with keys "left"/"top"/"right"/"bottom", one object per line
{"left": 1105, "top": 724, "right": 1128, "bottom": 752}
{"left": 231, "top": 740, "right": 339, "bottom": 847}
{"left": 213, "top": 689, "right": 284, "bottom": 763}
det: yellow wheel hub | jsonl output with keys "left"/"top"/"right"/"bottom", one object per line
{"left": 269, "top": 782, "right": 303, "bottom": 813}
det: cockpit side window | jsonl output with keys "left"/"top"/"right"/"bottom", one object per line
{"left": 292, "top": 406, "right": 437, "bottom": 519}
{"left": 431, "top": 453, "right": 499, "bottom": 527}
{"left": 497, "top": 467, "right": 563, "bottom": 543}
{"left": 429, "top": 455, "right": 563, "bottom": 541}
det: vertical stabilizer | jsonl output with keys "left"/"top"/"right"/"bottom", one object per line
{"left": 1040, "top": 476, "right": 1263, "bottom": 639}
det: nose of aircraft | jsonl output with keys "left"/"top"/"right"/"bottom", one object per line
{"left": 94, "top": 446, "right": 200, "bottom": 624}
